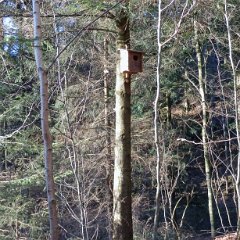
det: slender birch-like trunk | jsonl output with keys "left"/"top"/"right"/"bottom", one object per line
{"left": 153, "top": 1, "right": 163, "bottom": 239}
{"left": 32, "top": 1, "right": 59, "bottom": 239}
{"left": 113, "top": 1, "right": 133, "bottom": 239}
{"left": 152, "top": 2, "right": 195, "bottom": 238}
{"left": 194, "top": 20, "right": 215, "bottom": 239}
{"left": 224, "top": 1, "right": 240, "bottom": 236}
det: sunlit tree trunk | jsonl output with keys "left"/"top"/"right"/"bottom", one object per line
{"left": 194, "top": 20, "right": 215, "bottom": 239}
{"left": 224, "top": 1, "right": 240, "bottom": 236}
{"left": 112, "top": 1, "right": 133, "bottom": 239}
{"left": 32, "top": 1, "right": 59, "bottom": 239}
{"left": 153, "top": 1, "right": 163, "bottom": 239}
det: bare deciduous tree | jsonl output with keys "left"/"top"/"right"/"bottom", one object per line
{"left": 223, "top": 0, "right": 240, "bottom": 236}
{"left": 32, "top": 0, "right": 59, "bottom": 239}
{"left": 153, "top": 1, "right": 195, "bottom": 239}
{"left": 194, "top": 18, "right": 215, "bottom": 239}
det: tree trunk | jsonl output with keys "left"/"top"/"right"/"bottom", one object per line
{"left": 32, "top": 1, "right": 59, "bottom": 239}
{"left": 104, "top": 37, "right": 113, "bottom": 238}
{"left": 153, "top": 1, "right": 163, "bottom": 239}
{"left": 236, "top": 73, "right": 240, "bottom": 238}
{"left": 166, "top": 92, "right": 172, "bottom": 126}
{"left": 224, "top": 2, "right": 240, "bottom": 236}
{"left": 194, "top": 20, "right": 215, "bottom": 239}
{"left": 0, "top": 17, "right": 3, "bottom": 42}
{"left": 113, "top": 1, "right": 133, "bottom": 239}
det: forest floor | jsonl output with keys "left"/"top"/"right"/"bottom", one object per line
{"left": 190, "top": 232, "right": 237, "bottom": 240}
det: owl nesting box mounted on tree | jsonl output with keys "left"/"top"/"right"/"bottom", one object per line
{"left": 119, "top": 49, "right": 143, "bottom": 74}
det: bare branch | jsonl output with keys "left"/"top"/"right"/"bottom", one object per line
{"left": 0, "top": 103, "right": 35, "bottom": 144}
{"left": 47, "top": 0, "right": 125, "bottom": 71}
{"left": 161, "top": 0, "right": 196, "bottom": 46}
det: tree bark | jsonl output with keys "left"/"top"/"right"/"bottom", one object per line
{"left": 194, "top": 20, "right": 215, "bottom": 239}
{"left": 32, "top": 1, "right": 59, "bottom": 239}
{"left": 113, "top": 1, "right": 133, "bottom": 239}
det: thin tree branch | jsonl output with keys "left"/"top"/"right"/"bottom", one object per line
{"left": 47, "top": 0, "right": 124, "bottom": 72}
{"left": 177, "top": 137, "right": 238, "bottom": 145}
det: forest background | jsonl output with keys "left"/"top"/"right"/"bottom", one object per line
{"left": 0, "top": 0, "right": 240, "bottom": 239}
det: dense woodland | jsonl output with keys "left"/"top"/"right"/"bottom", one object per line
{"left": 1, "top": 0, "right": 240, "bottom": 239}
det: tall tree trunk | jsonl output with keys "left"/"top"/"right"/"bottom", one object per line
{"left": 104, "top": 37, "right": 113, "bottom": 238}
{"left": 112, "top": 1, "right": 133, "bottom": 239}
{"left": 153, "top": 1, "right": 163, "bottom": 239}
{"left": 194, "top": 20, "right": 215, "bottom": 239}
{"left": 32, "top": 1, "right": 59, "bottom": 239}
{"left": 224, "top": 1, "right": 240, "bottom": 236}
{"left": 236, "top": 72, "right": 240, "bottom": 238}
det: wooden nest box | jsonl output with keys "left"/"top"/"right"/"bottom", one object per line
{"left": 119, "top": 49, "right": 143, "bottom": 74}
